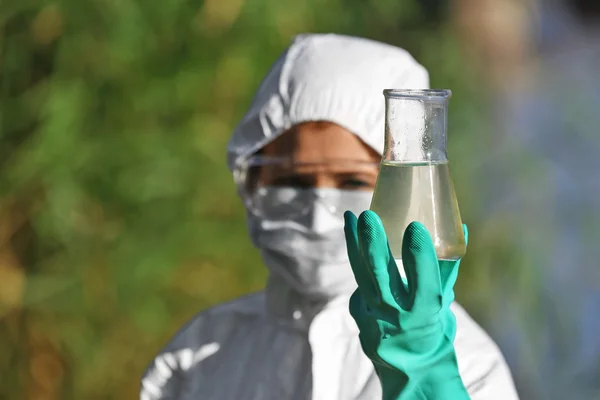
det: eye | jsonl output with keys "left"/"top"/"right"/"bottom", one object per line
{"left": 342, "top": 179, "right": 369, "bottom": 188}
{"left": 271, "top": 174, "right": 314, "bottom": 188}
{"left": 340, "top": 176, "right": 376, "bottom": 190}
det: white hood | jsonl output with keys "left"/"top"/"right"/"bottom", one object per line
{"left": 226, "top": 33, "right": 430, "bottom": 170}
{"left": 226, "top": 33, "right": 430, "bottom": 299}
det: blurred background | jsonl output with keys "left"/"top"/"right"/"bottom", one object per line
{"left": 1, "top": 0, "right": 599, "bottom": 398}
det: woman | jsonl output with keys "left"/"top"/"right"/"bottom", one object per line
{"left": 141, "top": 33, "right": 518, "bottom": 399}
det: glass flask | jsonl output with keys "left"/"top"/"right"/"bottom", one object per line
{"left": 370, "top": 89, "right": 466, "bottom": 261}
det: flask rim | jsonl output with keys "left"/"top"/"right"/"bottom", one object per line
{"left": 383, "top": 89, "right": 451, "bottom": 101}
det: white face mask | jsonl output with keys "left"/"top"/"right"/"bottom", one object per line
{"left": 247, "top": 187, "right": 373, "bottom": 300}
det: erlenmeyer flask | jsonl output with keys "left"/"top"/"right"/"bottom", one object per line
{"left": 370, "top": 89, "right": 466, "bottom": 261}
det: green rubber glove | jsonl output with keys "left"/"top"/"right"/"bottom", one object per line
{"left": 344, "top": 210, "right": 470, "bottom": 400}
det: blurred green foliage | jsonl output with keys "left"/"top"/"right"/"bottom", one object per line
{"left": 0, "top": 0, "right": 525, "bottom": 398}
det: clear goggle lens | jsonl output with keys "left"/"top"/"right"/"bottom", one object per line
{"left": 234, "top": 156, "right": 379, "bottom": 220}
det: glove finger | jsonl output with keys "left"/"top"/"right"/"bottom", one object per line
{"left": 344, "top": 211, "right": 377, "bottom": 300}
{"left": 401, "top": 222, "right": 442, "bottom": 314}
{"left": 439, "top": 224, "right": 468, "bottom": 303}
{"left": 357, "top": 210, "right": 407, "bottom": 311}
{"left": 349, "top": 289, "right": 364, "bottom": 322}
{"left": 438, "top": 259, "right": 459, "bottom": 305}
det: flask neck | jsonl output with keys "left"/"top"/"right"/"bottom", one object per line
{"left": 382, "top": 90, "right": 450, "bottom": 164}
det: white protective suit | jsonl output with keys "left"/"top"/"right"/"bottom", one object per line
{"left": 140, "top": 33, "right": 520, "bottom": 400}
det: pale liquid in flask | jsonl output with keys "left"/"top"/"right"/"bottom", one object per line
{"left": 370, "top": 161, "right": 466, "bottom": 261}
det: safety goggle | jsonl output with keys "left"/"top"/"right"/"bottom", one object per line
{"left": 233, "top": 156, "right": 379, "bottom": 220}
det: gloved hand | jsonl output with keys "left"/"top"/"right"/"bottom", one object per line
{"left": 344, "top": 210, "right": 470, "bottom": 400}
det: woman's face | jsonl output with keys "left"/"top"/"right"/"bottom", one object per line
{"left": 256, "top": 121, "right": 380, "bottom": 191}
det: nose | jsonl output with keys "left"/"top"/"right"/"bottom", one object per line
{"left": 312, "top": 173, "right": 338, "bottom": 189}
{"left": 307, "top": 192, "right": 342, "bottom": 234}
